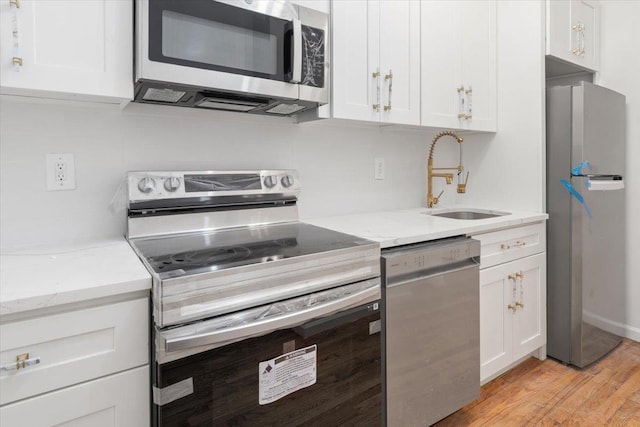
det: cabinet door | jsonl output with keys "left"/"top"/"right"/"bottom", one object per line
{"left": 290, "top": 0, "right": 329, "bottom": 14}
{"left": 546, "top": 0, "right": 599, "bottom": 71}
{"left": 0, "top": 0, "right": 132, "bottom": 102}
{"left": 479, "top": 263, "right": 513, "bottom": 381}
{"left": 0, "top": 298, "right": 149, "bottom": 405}
{"left": 460, "top": 0, "right": 496, "bottom": 131}
{"left": 332, "top": 0, "right": 380, "bottom": 122}
{"left": 569, "top": 0, "right": 599, "bottom": 71}
{"left": 0, "top": 366, "right": 149, "bottom": 427}
{"left": 380, "top": 0, "right": 420, "bottom": 125}
{"left": 421, "top": 0, "right": 496, "bottom": 131}
{"left": 473, "top": 222, "right": 546, "bottom": 270}
{"left": 420, "top": 0, "right": 461, "bottom": 129}
{"left": 511, "top": 253, "right": 547, "bottom": 361}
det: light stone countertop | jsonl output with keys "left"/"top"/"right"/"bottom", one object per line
{"left": 0, "top": 206, "right": 547, "bottom": 317}
{"left": 304, "top": 206, "right": 548, "bottom": 249}
{"left": 0, "top": 239, "right": 151, "bottom": 317}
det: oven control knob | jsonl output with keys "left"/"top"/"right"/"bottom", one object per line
{"left": 263, "top": 175, "right": 278, "bottom": 188}
{"left": 281, "top": 175, "right": 295, "bottom": 188}
{"left": 137, "top": 177, "right": 156, "bottom": 194}
{"left": 164, "top": 176, "right": 181, "bottom": 192}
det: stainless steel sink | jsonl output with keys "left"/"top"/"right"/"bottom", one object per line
{"left": 428, "top": 209, "right": 510, "bottom": 220}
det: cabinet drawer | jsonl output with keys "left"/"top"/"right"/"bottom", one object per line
{"left": 473, "top": 222, "right": 546, "bottom": 269}
{"left": 0, "top": 298, "right": 148, "bottom": 405}
{"left": 0, "top": 365, "right": 149, "bottom": 427}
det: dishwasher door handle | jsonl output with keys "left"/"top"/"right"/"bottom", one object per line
{"left": 385, "top": 261, "right": 478, "bottom": 288}
{"left": 164, "top": 284, "right": 380, "bottom": 352}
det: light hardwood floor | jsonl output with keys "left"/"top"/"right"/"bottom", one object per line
{"left": 434, "top": 339, "right": 640, "bottom": 426}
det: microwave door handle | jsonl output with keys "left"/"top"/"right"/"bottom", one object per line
{"left": 164, "top": 285, "right": 380, "bottom": 352}
{"left": 290, "top": 18, "right": 302, "bottom": 83}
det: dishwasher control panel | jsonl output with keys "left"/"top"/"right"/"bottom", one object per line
{"left": 382, "top": 237, "right": 480, "bottom": 279}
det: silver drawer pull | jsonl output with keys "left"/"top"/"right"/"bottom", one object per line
{"left": 1, "top": 353, "right": 41, "bottom": 372}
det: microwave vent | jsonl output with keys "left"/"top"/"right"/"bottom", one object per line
{"left": 265, "top": 103, "right": 306, "bottom": 115}
{"left": 195, "top": 92, "right": 269, "bottom": 112}
{"left": 142, "top": 87, "right": 187, "bottom": 103}
{"left": 198, "top": 100, "right": 259, "bottom": 112}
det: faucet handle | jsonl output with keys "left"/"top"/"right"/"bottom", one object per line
{"left": 433, "top": 190, "right": 445, "bottom": 205}
{"left": 457, "top": 172, "right": 470, "bottom": 194}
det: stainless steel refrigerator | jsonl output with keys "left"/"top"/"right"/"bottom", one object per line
{"left": 546, "top": 81, "right": 626, "bottom": 368}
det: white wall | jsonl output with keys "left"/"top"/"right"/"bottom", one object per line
{"left": 598, "top": 1, "right": 640, "bottom": 340}
{"left": 0, "top": 97, "right": 439, "bottom": 249}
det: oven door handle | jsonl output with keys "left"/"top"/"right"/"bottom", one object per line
{"left": 164, "top": 284, "right": 380, "bottom": 353}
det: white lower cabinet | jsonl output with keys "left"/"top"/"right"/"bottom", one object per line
{"left": 474, "top": 223, "right": 547, "bottom": 383}
{"left": 0, "top": 366, "right": 149, "bottom": 427}
{"left": 0, "top": 297, "right": 149, "bottom": 426}
{"left": 480, "top": 253, "right": 546, "bottom": 381}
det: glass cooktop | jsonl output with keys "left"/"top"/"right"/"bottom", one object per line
{"left": 129, "top": 222, "right": 373, "bottom": 278}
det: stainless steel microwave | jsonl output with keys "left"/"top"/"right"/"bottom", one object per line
{"left": 135, "top": 0, "right": 329, "bottom": 116}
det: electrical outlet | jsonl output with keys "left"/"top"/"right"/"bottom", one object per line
{"left": 374, "top": 158, "right": 385, "bottom": 180}
{"left": 46, "top": 153, "right": 76, "bottom": 191}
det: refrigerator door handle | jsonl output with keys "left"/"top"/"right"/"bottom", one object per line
{"left": 573, "top": 174, "right": 623, "bottom": 180}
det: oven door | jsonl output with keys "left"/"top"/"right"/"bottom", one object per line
{"left": 136, "top": 0, "right": 302, "bottom": 100}
{"left": 152, "top": 281, "right": 381, "bottom": 426}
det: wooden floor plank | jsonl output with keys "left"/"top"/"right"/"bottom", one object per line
{"left": 594, "top": 366, "right": 640, "bottom": 425}
{"left": 460, "top": 363, "right": 554, "bottom": 424}
{"left": 468, "top": 364, "right": 575, "bottom": 427}
{"left": 434, "top": 339, "right": 640, "bottom": 427}
{"left": 605, "top": 399, "right": 640, "bottom": 427}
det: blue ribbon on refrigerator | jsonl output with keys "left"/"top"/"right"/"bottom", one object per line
{"left": 571, "top": 160, "right": 592, "bottom": 177}
{"left": 560, "top": 179, "right": 592, "bottom": 219}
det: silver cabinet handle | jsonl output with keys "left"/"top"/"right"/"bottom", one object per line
{"left": 457, "top": 85, "right": 473, "bottom": 120}
{"left": 1, "top": 353, "right": 41, "bottom": 372}
{"left": 290, "top": 18, "right": 302, "bottom": 83}
{"left": 384, "top": 69, "right": 393, "bottom": 111}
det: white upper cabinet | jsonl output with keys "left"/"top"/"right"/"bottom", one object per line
{"left": 0, "top": 0, "right": 133, "bottom": 103}
{"left": 332, "top": 1, "right": 379, "bottom": 122}
{"left": 420, "top": 0, "right": 497, "bottom": 132}
{"left": 547, "top": 0, "right": 600, "bottom": 71}
{"left": 378, "top": 0, "right": 421, "bottom": 125}
{"left": 290, "top": 0, "right": 329, "bottom": 14}
{"left": 332, "top": 0, "right": 420, "bottom": 125}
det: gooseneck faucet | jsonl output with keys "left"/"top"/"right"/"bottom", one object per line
{"left": 427, "top": 130, "right": 469, "bottom": 208}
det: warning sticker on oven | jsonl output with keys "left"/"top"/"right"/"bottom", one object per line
{"left": 258, "top": 344, "right": 317, "bottom": 405}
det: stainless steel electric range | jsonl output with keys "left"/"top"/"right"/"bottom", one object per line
{"left": 126, "top": 170, "right": 382, "bottom": 426}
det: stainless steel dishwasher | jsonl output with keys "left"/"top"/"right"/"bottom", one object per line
{"left": 382, "top": 236, "right": 480, "bottom": 426}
